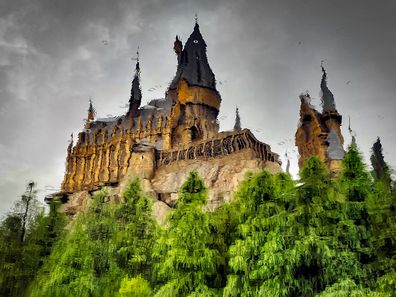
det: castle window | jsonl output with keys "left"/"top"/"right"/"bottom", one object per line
{"left": 204, "top": 142, "right": 213, "bottom": 158}
{"left": 303, "top": 115, "right": 312, "bottom": 122}
{"left": 179, "top": 150, "right": 186, "bottom": 161}
{"left": 196, "top": 144, "right": 204, "bottom": 157}
{"left": 187, "top": 147, "right": 195, "bottom": 160}
{"left": 213, "top": 140, "right": 222, "bottom": 157}
{"left": 191, "top": 126, "right": 200, "bottom": 141}
{"left": 222, "top": 137, "right": 232, "bottom": 154}
{"left": 235, "top": 135, "right": 246, "bottom": 150}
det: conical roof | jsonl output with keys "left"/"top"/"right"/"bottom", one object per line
{"left": 169, "top": 22, "right": 216, "bottom": 90}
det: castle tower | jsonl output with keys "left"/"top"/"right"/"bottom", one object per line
{"left": 85, "top": 99, "right": 95, "bottom": 129}
{"left": 127, "top": 52, "right": 142, "bottom": 123}
{"left": 234, "top": 107, "right": 241, "bottom": 131}
{"left": 295, "top": 67, "right": 345, "bottom": 173}
{"left": 166, "top": 20, "right": 221, "bottom": 147}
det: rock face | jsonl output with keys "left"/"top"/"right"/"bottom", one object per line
{"left": 151, "top": 149, "right": 281, "bottom": 210}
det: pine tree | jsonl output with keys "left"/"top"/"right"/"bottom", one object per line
{"left": 0, "top": 181, "right": 45, "bottom": 297}
{"left": 29, "top": 189, "right": 119, "bottom": 297}
{"left": 338, "top": 142, "right": 371, "bottom": 262}
{"left": 154, "top": 171, "right": 220, "bottom": 296}
{"left": 224, "top": 171, "right": 294, "bottom": 297}
{"left": 366, "top": 139, "right": 396, "bottom": 294}
{"left": 370, "top": 137, "right": 391, "bottom": 185}
{"left": 115, "top": 178, "right": 157, "bottom": 282}
{"left": 209, "top": 201, "right": 239, "bottom": 289}
{"left": 29, "top": 180, "right": 157, "bottom": 297}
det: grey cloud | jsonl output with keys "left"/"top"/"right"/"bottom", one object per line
{"left": 0, "top": 0, "right": 395, "bottom": 214}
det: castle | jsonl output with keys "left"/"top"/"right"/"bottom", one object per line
{"left": 51, "top": 21, "right": 344, "bottom": 216}
{"left": 53, "top": 21, "right": 283, "bottom": 216}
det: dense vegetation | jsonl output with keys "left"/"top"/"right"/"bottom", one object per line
{"left": 0, "top": 140, "right": 395, "bottom": 296}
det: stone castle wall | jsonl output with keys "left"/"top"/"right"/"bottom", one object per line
{"left": 60, "top": 129, "right": 281, "bottom": 221}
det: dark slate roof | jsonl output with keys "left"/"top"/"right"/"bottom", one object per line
{"left": 86, "top": 97, "right": 172, "bottom": 140}
{"left": 128, "top": 61, "right": 142, "bottom": 109}
{"left": 320, "top": 67, "right": 337, "bottom": 113}
{"left": 169, "top": 23, "right": 216, "bottom": 90}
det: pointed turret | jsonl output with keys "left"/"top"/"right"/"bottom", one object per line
{"left": 169, "top": 20, "right": 216, "bottom": 90}
{"left": 295, "top": 68, "right": 345, "bottom": 173}
{"left": 320, "top": 66, "right": 337, "bottom": 113}
{"left": 234, "top": 107, "right": 241, "bottom": 131}
{"left": 85, "top": 99, "right": 95, "bottom": 129}
{"left": 128, "top": 50, "right": 142, "bottom": 118}
{"left": 174, "top": 35, "right": 183, "bottom": 64}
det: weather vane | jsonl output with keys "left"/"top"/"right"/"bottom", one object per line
{"left": 195, "top": 13, "right": 198, "bottom": 24}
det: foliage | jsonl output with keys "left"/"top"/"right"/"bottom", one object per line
{"left": 223, "top": 171, "right": 294, "bottom": 296}
{"left": 0, "top": 182, "right": 65, "bottom": 297}
{"left": 29, "top": 179, "right": 156, "bottom": 297}
{"left": 118, "top": 275, "right": 152, "bottom": 297}
{"left": 370, "top": 137, "right": 391, "bottom": 185}
{"left": 115, "top": 178, "right": 156, "bottom": 281}
{"left": 2, "top": 148, "right": 396, "bottom": 297}
{"left": 153, "top": 171, "right": 220, "bottom": 296}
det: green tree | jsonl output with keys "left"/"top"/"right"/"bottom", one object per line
{"left": 154, "top": 171, "right": 220, "bottom": 297}
{"left": 209, "top": 200, "right": 239, "bottom": 289}
{"left": 115, "top": 178, "right": 157, "bottom": 282}
{"left": 366, "top": 139, "right": 396, "bottom": 295}
{"left": 370, "top": 137, "right": 391, "bottom": 185}
{"left": 29, "top": 189, "right": 119, "bottom": 297}
{"left": 337, "top": 143, "right": 372, "bottom": 269}
{"left": 30, "top": 179, "right": 157, "bottom": 297}
{"left": 223, "top": 171, "right": 294, "bottom": 297}
{"left": 0, "top": 181, "right": 46, "bottom": 297}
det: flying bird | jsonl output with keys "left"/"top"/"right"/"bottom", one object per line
{"left": 101, "top": 40, "right": 109, "bottom": 45}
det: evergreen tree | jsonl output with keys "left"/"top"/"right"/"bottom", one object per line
{"left": 370, "top": 137, "right": 391, "bottom": 185}
{"left": 338, "top": 143, "right": 372, "bottom": 267}
{"left": 223, "top": 171, "right": 294, "bottom": 296}
{"left": 115, "top": 178, "right": 157, "bottom": 282}
{"left": 209, "top": 200, "right": 239, "bottom": 289}
{"left": 366, "top": 139, "right": 396, "bottom": 294}
{"left": 30, "top": 179, "right": 156, "bottom": 297}
{"left": 154, "top": 171, "right": 220, "bottom": 296}
{"left": 0, "top": 182, "right": 45, "bottom": 297}
{"left": 29, "top": 189, "right": 123, "bottom": 297}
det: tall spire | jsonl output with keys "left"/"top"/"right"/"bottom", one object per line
{"left": 169, "top": 19, "right": 216, "bottom": 90}
{"left": 85, "top": 99, "right": 95, "bottom": 129}
{"left": 128, "top": 47, "right": 142, "bottom": 116}
{"left": 88, "top": 98, "right": 95, "bottom": 121}
{"left": 320, "top": 65, "right": 337, "bottom": 113}
{"left": 234, "top": 107, "right": 241, "bottom": 131}
{"left": 195, "top": 12, "right": 198, "bottom": 25}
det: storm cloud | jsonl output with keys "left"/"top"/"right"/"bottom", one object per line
{"left": 1, "top": 0, "right": 395, "bottom": 214}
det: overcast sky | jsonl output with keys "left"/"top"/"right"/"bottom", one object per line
{"left": 1, "top": 0, "right": 395, "bottom": 215}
